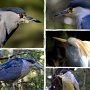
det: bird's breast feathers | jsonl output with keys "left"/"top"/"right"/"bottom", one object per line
{"left": 68, "top": 38, "right": 90, "bottom": 58}
{"left": 73, "top": 7, "right": 90, "bottom": 19}
{"left": 20, "top": 60, "right": 31, "bottom": 77}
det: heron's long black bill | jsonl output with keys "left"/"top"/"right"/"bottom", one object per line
{"left": 32, "top": 19, "right": 41, "bottom": 23}
{"left": 34, "top": 63, "right": 44, "bottom": 70}
{"left": 54, "top": 9, "right": 69, "bottom": 17}
{"left": 56, "top": 74, "right": 63, "bottom": 78}
{"left": 25, "top": 16, "right": 41, "bottom": 23}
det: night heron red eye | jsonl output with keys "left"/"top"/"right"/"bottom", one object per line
{"left": 30, "top": 61, "right": 36, "bottom": 64}
{"left": 19, "top": 13, "right": 23, "bottom": 18}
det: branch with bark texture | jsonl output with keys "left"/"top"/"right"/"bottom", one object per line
{"left": 0, "top": 52, "right": 32, "bottom": 60}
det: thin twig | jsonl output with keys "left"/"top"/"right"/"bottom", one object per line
{"left": 0, "top": 52, "right": 32, "bottom": 60}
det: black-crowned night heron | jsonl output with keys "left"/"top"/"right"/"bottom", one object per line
{"left": 0, "top": 57, "right": 43, "bottom": 83}
{"left": 0, "top": 7, "right": 41, "bottom": 47}
{"left": 53, "top": 37, "right": 90, "bottom": 67}
{"left": 54, "top": 0, "right": 90, "bottom": 29}
{"left": 56, "top": 69, "right": 79, "bottom": 90}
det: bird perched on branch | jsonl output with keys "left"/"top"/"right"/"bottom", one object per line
{"left": 0, "top": 57, "right": 43, "bottom": 83}
{"left": 0, "top": 7, "right": 41, "bottom": 47}
{"left": 56, "top": 69, "right": 79, "bottom": 90}
{"left": 53, "top": 37, "right": 90, "bottom": 67}
{"left": 54, "top": 0, "right": 90, "bottom": 29}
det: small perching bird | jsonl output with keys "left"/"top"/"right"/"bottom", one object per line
{"left": 0, "top": 7, "right": 41, "bottom": 47}
{"left": 53, "top": 37, "right": 90, "bottom": 67}
{"left": 54, "top": 0, "right": 90, "bottom": 29}
{"left": 56, "top": 69, "right": 79, "bottom": 90}
{"left": 0, "top": 57, "right": 43, "bottom": 83}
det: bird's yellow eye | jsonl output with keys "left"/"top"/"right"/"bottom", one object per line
{"left": 19, "top": 13, "right": 23, "bottom": 18}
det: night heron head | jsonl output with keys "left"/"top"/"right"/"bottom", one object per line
{"left": 0, "top": 7, "right": 41, "bottom": 23}
{"left": 54, "top": 0, "right": 90, "bottom": 29}
{"left": 22, "top": 58, "right": 44, "bottom": 70}
{"left": 0, "top": 58, "right": 43, "bottom": 83}
{"left": 53, "top": 37, "right": 90, "bottom": 67}
{"left": 56, "top": 69, "right": 79, "bottom": 90}
{"left": 0, "top": 7, "right": 41, "bottom": 47}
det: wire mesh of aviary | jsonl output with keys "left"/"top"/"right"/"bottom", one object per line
{"left": 0, "top": 49, "right": 44, "bottom": 90}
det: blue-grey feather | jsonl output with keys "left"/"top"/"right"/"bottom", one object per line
{"left": 0, "top": 7, "right": 25, "bottom": 14}
{"left": 0, "top": 58, "right": 23, "bottom": 83}
{"left": 81, "top": 15, "right": 90, "bottom": 29}
{"left": 67, "top": 1, "right": 90, "bottom": 9}
{"left": 23, "top": 58, "right": 36, "bottom": 63}
{"left": 66, "top": 45, "right": 84, "bottom": 67}
{"left": 60, "top": 69, "right": 69, "bottom": 74}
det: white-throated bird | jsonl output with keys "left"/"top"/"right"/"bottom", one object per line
{"left": 54, "top": 0, "right": 90, "bottom": 29}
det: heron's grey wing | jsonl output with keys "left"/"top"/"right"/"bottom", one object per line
{"left": 0, "top": 59, "right": 23, "bottom": 82}
{"left": 5, "top": 24, "right": 19, "bottom": 44}
{"left": 66, "top": 46, "right": 84, "bottom": 67}
{"left": 76, "top": 19, "right": 82, "bottom": 29}
{"left": 81, "top": 15, "right": 90, "bottom": 29}
{"left": 0, "top": 19, "right": 6, "bottom": 47}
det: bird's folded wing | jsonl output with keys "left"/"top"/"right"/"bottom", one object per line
{"left": 81, "top": 15, "right": 90, "bottom": 29}
{"left": 0, "top": 59, "right": 23, "bottom": 81}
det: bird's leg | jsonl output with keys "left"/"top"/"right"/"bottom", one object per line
{"left": 20, "top": 79, "right": 24, "bottom": 90}
{"left": 0, "top": 81, "right": 2, "bottom": 90}
{"left": 12, "top": 83, "right": 15, "bottom": 90}
{"left": 12, "top": 82, "right": 18, "bottom": 90}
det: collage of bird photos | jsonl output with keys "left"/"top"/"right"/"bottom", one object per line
{"left": 0, "top": 0, "right": 90, "bottom": 90}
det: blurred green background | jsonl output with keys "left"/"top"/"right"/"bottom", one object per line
{"left": 46, "top": 0, "right": 90, "bottom": 29}
{"left": 0, "top": 49, "right": 44, "bottom": 90}
{"left": 1, "top": 0, "right": 44, "bottom": 48}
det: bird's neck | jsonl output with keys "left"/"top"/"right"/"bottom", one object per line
{"left": 22, "top": 60, "right": 32, "bottom": 68}
{"left": 0, "top": 11, "right": 19, "bottom": 35}
{"left": 5, "top": 21, "right": 19, "bottom": 34}
{"left": 62, "top": 79, "right": 75, "bottom": 90}
{"left": 20, "top": 60, "right": 31, "bottom": 78}
{"left": 73, "top": 7, "right": 90, "bottom": 19}
{"left": 62, "top": 72, "right": 76, "bottom": 90}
